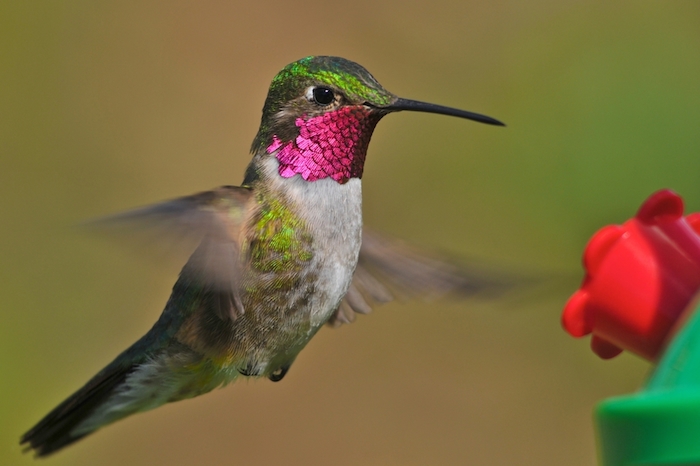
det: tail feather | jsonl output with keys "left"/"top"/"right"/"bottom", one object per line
{"left": 20, "top": 363, "right": 134, "bottom": 457}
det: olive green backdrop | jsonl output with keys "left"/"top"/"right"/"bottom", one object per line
{"left": 3, "top": 2, "right": 700, "bottom": 465}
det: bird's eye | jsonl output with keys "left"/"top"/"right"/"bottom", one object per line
{"left": 312, "top": 87, "right": 335, "bottom": 106}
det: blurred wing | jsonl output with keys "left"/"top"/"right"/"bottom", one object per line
{"left": 89, "top": 185, "right": 253, "bottom": 320}
{"left": 329, "top": 229, "right": 514, "bottom": 326}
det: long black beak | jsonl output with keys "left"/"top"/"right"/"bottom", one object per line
{"left": 381, "top": 97, "right": 505, "bottom": 126}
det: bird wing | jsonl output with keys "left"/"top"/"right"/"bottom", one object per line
{"left": 89, "top": 185, "right": 254, "bottom": 320}
{"left": 90, "top": 189, "right": 513, "bottom": 326}
{"left": 328, "top": 230, "right": 514, "bottom": 326}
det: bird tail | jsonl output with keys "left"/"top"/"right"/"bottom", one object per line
{"left": 20, "top": 362, "right": 134, "bottom": 457}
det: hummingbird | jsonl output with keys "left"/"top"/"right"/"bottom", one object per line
{"left": 20, "top": 56, "right": 505, "bottom": 456}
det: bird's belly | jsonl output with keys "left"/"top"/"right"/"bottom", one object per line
{"left": 231, "top": 239, "right": 359, "bottom": 374}
{"left": 215, "top": 169, "right": 364, "bottom": 376}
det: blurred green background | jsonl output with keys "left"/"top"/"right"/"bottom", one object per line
{"left": 3, "top": 1, "right": 700, "bottom": 465}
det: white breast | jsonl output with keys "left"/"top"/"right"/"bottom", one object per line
{"left": 260, "top": 157, "right": 363, "bottom": 326}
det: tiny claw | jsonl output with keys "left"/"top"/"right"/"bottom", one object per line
{"left": 238, "top": 363, "right": 259, "bottom": 377}
{"left": 268, "top": 365, "right": 290, "bottom": 382}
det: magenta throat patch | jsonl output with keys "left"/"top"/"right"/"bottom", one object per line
{"left": 267, "top": 107, "right": 379, "bottom": 184}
